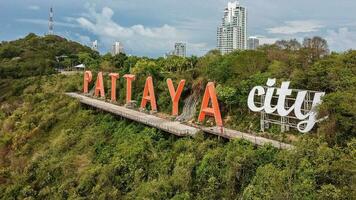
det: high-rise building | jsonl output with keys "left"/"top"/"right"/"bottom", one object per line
{"left": 174, "top": 43, "right": 186, "bottom": 57}
{"left": 92, "top": 40, "right": 98, "bottom": 51}
{"left": 111, "top": 42, "right": 124, "bottom": 55}
{"left": 165, "top": 43, "right": 187, "bottom": 58}
{"left": 217, "top": 1, "right": 247, "bottom": 54}
{"left": 247, "top": 36, "right": 259, "bottom": 50}
{"left": 48, "top": 7, "right": 54, "bottom": 35}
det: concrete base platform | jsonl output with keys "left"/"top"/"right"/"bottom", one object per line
{"left": 66, "top": 93, "right": 294, "bottom": 150}
{"left": 201, "top": 126, "right": 293, "bottom": 150}
{"left": 66, "top": 93, "right": 198, "bottom": 136}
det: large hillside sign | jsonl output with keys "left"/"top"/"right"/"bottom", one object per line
{"left": 82, "top": 72, "right": 325, "bottom": 133}
{"left": 247, "top": 78, "right": 325, "bottom": 133}
{"left": 83, "top": 71, "right": 223, "bottom": 127}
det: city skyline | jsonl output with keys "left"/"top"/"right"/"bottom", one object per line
{"left": 0, "top": 0, "right": 355, "bottom": 57}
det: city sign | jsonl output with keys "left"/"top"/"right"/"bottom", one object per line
{"left": 247, "top": 78, "right": 325, "bottom": 133}
{"left": 83, "top": 72, "right": 325, "bottom": 133}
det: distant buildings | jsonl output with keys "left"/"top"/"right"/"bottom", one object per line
{"left": 217, "top": 1, "right": 247, "bottom": 54}
{"left": 247, "top": 36, "right": 259, "bottom": 50}
{"left": 174, "top": 43, "right": 186, "bottom": 57}
{"left": 111, "top": 42, "right": 124, "bottom": 55}
{"left": 73, "top": 64, "right": 86, "bottom": 71}
{"left": 166, "top": 43, "right": 186, "bottom": 57}
{"left": 91, "top": 40, "right": 98, "bottom": 51}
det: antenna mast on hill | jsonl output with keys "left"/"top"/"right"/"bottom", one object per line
{"left": 48, "top": 6, "right": 54, "bottom": 35}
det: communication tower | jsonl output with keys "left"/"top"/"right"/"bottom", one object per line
{"left": 48, "top": 7, "right": 54, "bottom": 35}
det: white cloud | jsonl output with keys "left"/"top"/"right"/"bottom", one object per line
{"left": 326, "top": 27, "right": 356, "bottom": 51}
{"left": 75, "top": 6, "right": 208, "bottom": 56}
{"left": 254, "top": 35, "right": 279, "bottom": 45}
{"left": 173, "top": 18, "right": 217, "bottom": 31}
{"left": 16, "top": 18, "right": 79, "bottom": 28}
{"left": 267, "top": 20, "right": 324, "bottom": 34}
{"left": 75, "top": 33, "right": 91, "bottom": 45}
{"left": 28, "top": 5, "right": 40, "bottom": 11}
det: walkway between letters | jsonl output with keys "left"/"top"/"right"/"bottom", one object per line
{"left": 66, "top": 93, "right": 294, "bottom": 150}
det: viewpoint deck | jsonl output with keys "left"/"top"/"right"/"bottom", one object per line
{"left": 66, "top": 93, "right": 198, "bottom": 136}
{"left": 66, "top": 93, "right": 294, "bottom": 150}
{"left": 201, "top": 126, "right": 293, "bottom": 150}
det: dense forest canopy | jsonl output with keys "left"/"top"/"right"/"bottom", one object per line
{"left": 0, "top": 34, "right": 355, "bottom": 199}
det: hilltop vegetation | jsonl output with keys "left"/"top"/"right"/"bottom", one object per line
{"left": 0, "top": 33, "right": 97, "bottom": 78}
{"left": 0, "top": 34, "right": 355, "bottom": 199}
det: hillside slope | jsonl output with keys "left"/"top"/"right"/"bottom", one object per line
{"left": 0, "top": 75, "right": 354, "bottom": 199}
{"left": 0, "top": 35, "right": 355, "bottom": 199}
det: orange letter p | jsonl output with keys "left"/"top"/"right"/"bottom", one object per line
{"left": 83, "top": 71, "right": 92, "bottom": 93}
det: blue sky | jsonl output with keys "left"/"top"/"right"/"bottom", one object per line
{"left": 0, "top": 0, "right": 355, "bottom": 57}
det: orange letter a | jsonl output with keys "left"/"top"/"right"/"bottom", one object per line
{"left": 198, "top": 82, "right": 223, "bottom": 127}
{"left": 94, "top": 72, "right": 105, "bottom": 98}
{"left": 140, "top": 76, "right": 157, "bottom": 111}
{"left": 167, "top": 79, "right": 185, "bottom": 116}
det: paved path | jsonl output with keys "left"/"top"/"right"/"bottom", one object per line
{"left": 201, "top": 126, "right": 293, "bottom": 150}
{"left": 66, "top": 93, "right": 198, "bottom": 136}
{"left": 66, "top": 93, "right": 294, "bottom": 150}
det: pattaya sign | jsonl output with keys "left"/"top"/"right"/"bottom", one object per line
{"left": 83, "top": 71, "right": 223, "bottom": 126}
{"left": 83, "top": 72, "right": 324, "bottom": 133}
